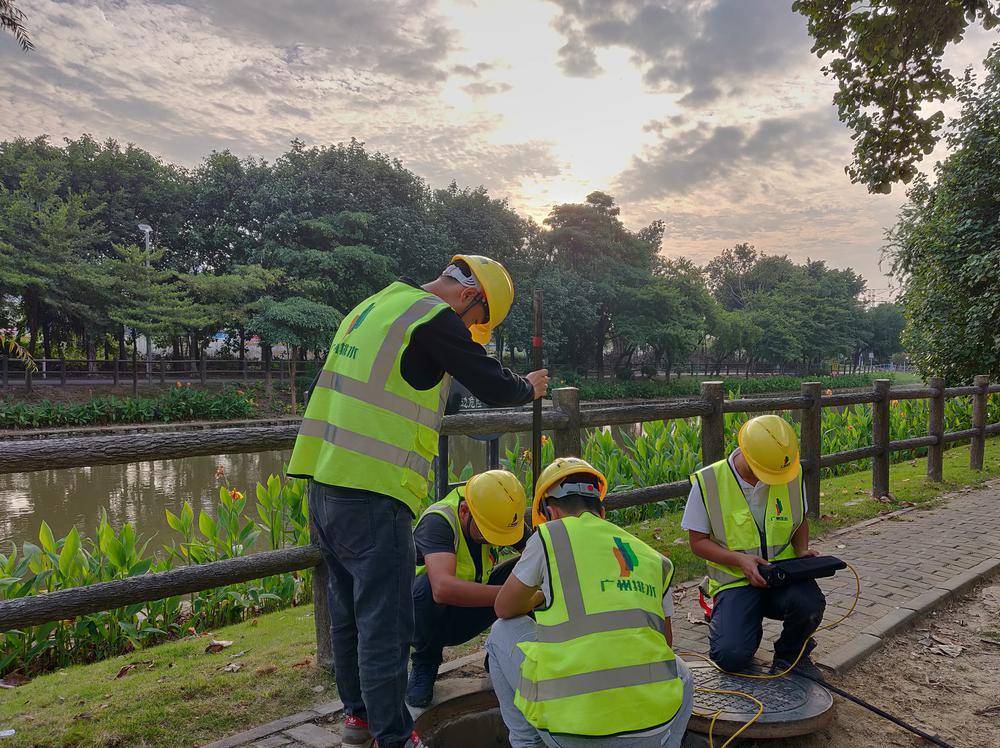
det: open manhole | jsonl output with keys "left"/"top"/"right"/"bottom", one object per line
{"left": 688, "top": 660, "right": 834, "bottom": 740}
{"left": 413, "top": 678, "right": 510, "bottom": 747}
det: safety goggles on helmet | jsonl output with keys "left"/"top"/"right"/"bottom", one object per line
{"left": 545, "top": 480, "right": 603, "bottom": 501}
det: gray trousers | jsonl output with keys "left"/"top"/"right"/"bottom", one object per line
{"left": 485, "top": 616, "right": 694, "bottom": 748}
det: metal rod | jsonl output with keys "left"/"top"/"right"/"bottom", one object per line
{"left": 532, "top": 290, "right": 543, "bottom": 497}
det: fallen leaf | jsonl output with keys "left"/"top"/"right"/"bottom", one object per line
{"left": 836, "top": 544, "right": 847, "bottom": 549}
{"left": 250, "top": 619, "right": 258, "bottom": 627}
{"left": 114, "top": 664, "right": 137, "bottom": 680}
{"left": 229, "top": 650, "right": 249, "bottom": 659}
{"left": 312, "top": 685, "right": 325, "bottom": 693}
{"left": 930, "top": 634, "right": 954, "bottom": 646}
{"left": 255, "top": 666, "right": 278, "bottom": 676}
{"left": 820, "top": 514, "right": 837, "bottom": 520}
{"left": 221, "top": 663, "right": 242, "bottom": 673}
{"left": 651, "top": 528, "right": 662, "bottom": 540}
{"left": 72, "top": 712, "right": 94, "bottom": 722}
{"left": 205, "top": 640, "right": 234, "bottom": 654}
{"left": 844, "top": 499, "right": 863, "bottom": 507}
{"left": 291, "top": 658, "right": 312, "bottom": 669}
{"left": 900, "top": 501, "right": 915, "bottom": 508}
{"left": 686, "top": 611, "right": 709, "bottom": 627}
{"left": 672, "top": 538, "right": 685, "bottom": 546}
{"left": 186, "top": 627, "right": 197, "bottom": 636}
{"left": 929, "top": 644, "right": 963, "bottom": 658}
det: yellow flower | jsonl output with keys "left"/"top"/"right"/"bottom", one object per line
{"left": 541, "top": 435, "right": 550, "bottom": 444}
{"left": 229, "top": 489, "right": 244, "bottom": 501}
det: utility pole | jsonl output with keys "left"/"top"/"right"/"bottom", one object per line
{"left": 138, "top": 224, "right": 153, "bottom": 384}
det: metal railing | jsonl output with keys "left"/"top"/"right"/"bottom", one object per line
{"left": 2, "top": 376, "right": 998, "bottom": 670}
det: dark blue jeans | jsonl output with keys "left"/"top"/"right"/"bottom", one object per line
{"left": 411, "top": 557, "right": 518, "bottom": 668}
{"left": 709, "top": 580, "right": 826, "bottom": 673}
{"left": 310, "top": 483, "right": 415, "bottom": 748}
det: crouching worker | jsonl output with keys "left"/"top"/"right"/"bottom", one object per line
{"left": 684, "top": 414, "right": 826, "bottom": 678}
{"left": 407, "top": 470, "right": 531, "bottom": 708}
{"left": 486, "top": 458, "right": 694, "bottom": 748}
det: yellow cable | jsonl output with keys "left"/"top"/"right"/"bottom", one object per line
{"left": 680, "top": 563, "right": 862, "bottom": 742}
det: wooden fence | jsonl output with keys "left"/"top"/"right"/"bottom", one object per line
{"left": 1, "top": 377, "right": 999, "bottom": 668}
{"left": 0, "top": 356, "right": 319, "bottom": 392}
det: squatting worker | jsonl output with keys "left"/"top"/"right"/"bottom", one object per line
{"left": 407, "top": 469, "right": 530, "bottom": 708}
{"left": 683, "top": 414, "right": 826, "bottom": 678}
{"left": 487, "top": 458, "right": 694, "bottom": 748}
{"left": 288, "top": 256, "right": 548, "bottom": 748}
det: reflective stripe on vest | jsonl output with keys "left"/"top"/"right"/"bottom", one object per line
{"left": 414, "top": 487, "right": 496, "bottom": 583}
{"left": 515, "top": 514, "right": 683, "bottom": 736}
{"left": 693, "top": 458, "right": 804, "bottom": 597}
{"left": 288, "top": 283, "right": 452, "bottom": 515}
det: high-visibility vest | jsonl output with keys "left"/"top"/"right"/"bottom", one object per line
{"left": 287, "top": 282, "right": 452, "bottom": 516}
{"left": 515, "top": 513, "right": 683, "bottom": 737}
{"left": 692, "top": 458, "right": 804, "bottom": 597}
{"left": 415, "top": 486, "right": 498, "bottom": 582}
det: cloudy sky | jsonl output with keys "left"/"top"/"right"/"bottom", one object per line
{"left": 2, "top": 1, "right": 996, "bottom": 295}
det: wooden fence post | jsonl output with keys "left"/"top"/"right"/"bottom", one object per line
{"left": 60, "top": 357, "right": 67, "bottom": 387}
{"left": 928, "top": 376, "right": 945, "bottom": 482}
{"left": 1, "top": 355, "right": 7, "bottom": 389}
{"left": 113, "top": 358, "right": 120, "bottom": 386}
{"left": 971, "top": 374, "right": 989, "bottom": 471}
{"left": 159, "top": 359, "right": 166, "bottom": 385}
{"left": 700, "top": 381, "right": 725, "bottom": 466}
{"left": 308, "top": 509, "right": 334, "bottom": 673}
{"left": 132, "top": 345, "right": 139, "bottom": 397}
{"left": 199, "top": 355, "right": 207, "bottom": 386}
{"left": 872, "top": 379, "right": 891, "bottom": 498}
{"left": 800, "top": 381, "right": 822, "bottom": 519}
{"left": 552, "top": 387, "right": 582, "bottom": 457}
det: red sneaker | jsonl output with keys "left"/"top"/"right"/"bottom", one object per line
{"left": 374, "top": 730, "right": 425, "bottom": 748}
{"left": 342, "top": 714, "right": 373, "bottom": 748}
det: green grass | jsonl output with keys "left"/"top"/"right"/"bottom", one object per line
{"left": 0, "top": 606, "right": 332, "bottom": 747}
{"left": 628, "top": 438, "right": 1000, "bottom": 584}
{"left": 3, "top": 438, "right": 999, "bottom": 747}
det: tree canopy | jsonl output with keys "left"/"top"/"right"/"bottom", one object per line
{"left": 795, "top": 0, "right": 1000, "bottom": 194}
{"left": 0, "top": 134, "right": 892, "bottom": 380}
{"left": 886, "top": 45, "right": 1000, "bottom": 381}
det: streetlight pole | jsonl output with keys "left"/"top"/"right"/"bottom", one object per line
{"left": 138, "top": 224, "right": 153, "bottom": 383}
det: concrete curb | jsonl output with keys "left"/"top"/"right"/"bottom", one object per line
{"left": 201, "top": 651, "right": 486, "bottom": 748}
{"left": 817, "top": 553, "right": 1000, "bottom": 673}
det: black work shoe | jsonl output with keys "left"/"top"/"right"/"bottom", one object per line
{"left": 405, "top": 663, "right": 438, "bottom": 708}
{"left": 771, "top": 655, "right": 823, "bottom": 681}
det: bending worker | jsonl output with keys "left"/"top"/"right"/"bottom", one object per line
{"left": 288, "top": 256, "right": 548, "bottom": 748}
{"left": 487, "top": 458, "right": 694, "bottom": 748}
{"left": 407, "top": 469, "right": 530, "bottom": 708}
{"left": 682, "top": 414, "right": 826, "bottom": 677}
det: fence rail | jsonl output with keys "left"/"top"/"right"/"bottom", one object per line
{"left": 2, "top": 376, "right": 999, "bottom": 672}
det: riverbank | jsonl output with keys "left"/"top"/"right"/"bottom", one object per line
{"left": 2, "top": 440, "right": 998, "bottom": 747}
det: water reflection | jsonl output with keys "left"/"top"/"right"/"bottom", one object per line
{"left": 0, "top": 435, "right": 528, "bottom": 548}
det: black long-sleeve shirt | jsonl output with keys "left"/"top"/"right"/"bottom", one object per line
{"left": 398, "top": 278, "right": 533, "bottom": 407}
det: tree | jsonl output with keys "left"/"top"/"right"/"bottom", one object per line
{"left": 886, "top": 45, "right": 1000, "bottom": 381}
{"left": 795, "top": 0, "right": 1000, "bottom": 193}
{"left": 866, "top": 303, "right": 906, "bottom": 363}
{"left": 0, "top": 0, "right": 31, "bottom": 51}
{"left": 247, "top": 297, "right": 342, "bottom": 410}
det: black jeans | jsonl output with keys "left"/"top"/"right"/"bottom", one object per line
{"left": 708, "top": 580, "right": 826, "bottom": 673}
{"left": 411, "top": 557, "right": 518, "bottom": 668}
{"left": 310, "top": 483, "right": 415, "bottom": 748}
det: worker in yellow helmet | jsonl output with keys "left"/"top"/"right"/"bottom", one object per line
{"left": 288, "top": 256, "right": 548, "bottom": 748}
{"left": 683, "top": 414, "right": 826, "bottom": 678}
{"left": 487, "top": 458, "right": 694, "bottom": 747}
{"left": 407, "top": 470, "right": 530, "bottom": 708}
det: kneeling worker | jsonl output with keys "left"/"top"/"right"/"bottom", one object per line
{"left": 407, "top": 470, "right": 530, "bottom": 708}
{"left": 683, "top": 414, "right": 826, "bottom": 677}
{"left": 487, "top": 458, "right": 694, "bottom": 748}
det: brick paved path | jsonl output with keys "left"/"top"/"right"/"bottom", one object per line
{"left": 204, "top": 480, "right": 1000, "bottom": 748}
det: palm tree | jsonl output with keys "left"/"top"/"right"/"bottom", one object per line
{"left": 1, "top": 0, "right": 32, "bottom": 51}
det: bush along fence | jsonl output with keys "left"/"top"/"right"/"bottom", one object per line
{"left": 1, "top": 377, "right": 999, "bottom": 678}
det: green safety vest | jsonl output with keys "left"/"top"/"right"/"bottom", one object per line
{"left": 692, "top": 458, "right": 805, "bottom": 597}
{"left": 414, "top": 486, "right": 498, "bottom": 583}
{"left": 287, "top": 282, "right": 452, "bottom": 516}
{"left": 515, "top": 513, "right": 683, "bottom": 737}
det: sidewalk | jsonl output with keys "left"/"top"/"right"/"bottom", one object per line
{"left": 203, "top": 479, "right": 1000, "bottom": 748}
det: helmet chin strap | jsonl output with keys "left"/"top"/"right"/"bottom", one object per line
{"left": 457, "top": 294, "right": 486, "bottom": 323}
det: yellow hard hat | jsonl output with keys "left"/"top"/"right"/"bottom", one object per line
{"left": 531, "top": 457, "right": 608, "bottom": 527}
{"left": 465, "top": 470, "right": 526, "bottom": 546}
{"left": 737, "top": 415, "right": 800, "bottom": 485}
{"left": 451, "top": 254, "right": 514, "bottom": 344}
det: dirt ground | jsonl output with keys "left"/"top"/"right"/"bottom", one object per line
{"left": 757, "top": 578, "right": 1000, "bottom": 748}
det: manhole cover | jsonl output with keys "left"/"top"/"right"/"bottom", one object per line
{"left": 688, "top": 660, "right": 834, "bottom": 739}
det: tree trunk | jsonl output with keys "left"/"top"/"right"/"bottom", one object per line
{"left": 238, "top": 327, "right": 247, "bottom": 379}
{"left": 42, "top": 313, "right": 52, "bottom": 362}
{"left": 26, "top": 292, "right": 39, "bottom": 356}
{"left": 86, "top": 334, "right": 97, "bottom": 376}
{"left": 262, "top": 343, "right": 273, "bottom": 395}
{"left": 289, "top": 346, "right": 299, "bottom": 413}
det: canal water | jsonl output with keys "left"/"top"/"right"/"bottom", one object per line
{"left": 0, "top": 436, "right": 523, "bottom": 549}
